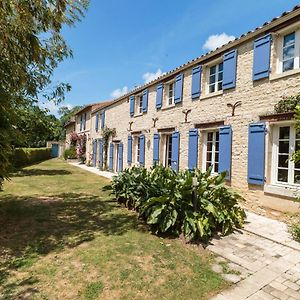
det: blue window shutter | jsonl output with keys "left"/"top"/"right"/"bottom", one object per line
{"left": 253, "top": 34, "right": 272, "bottom": 81}
{"left": 223, "top": 49, "right": 237, "bottom": 90}
{"left": 171, "top": 131, "right": 180, "bottom": 171}
{"left": 99, "top": 139, "right": 103, "bottom": 168}
{"left": 248, "top": 123, "right": 266, "bottom": 185}
{"left": 83, "top": 112, "right": 87, "bottom": 130}
{"left": 188, "top": 129, "right": 198, "bottom": 169}
{"left": 156, "top": 83, "right": 163, "bottom": 109}
{"left": 130, "top": 96, "right": 135, "bottom": 117}
{"left": 80, "top": 114, "right": 83, "bottom": 131}
{"left": 219, "top": 126, "right": 232, "bottom": 179}
{"left": 191, "top": 66, "right": 202, "bottom": 99}
{"left": 174, "top": 74, "right": 183, "bottom": 103}
{"left": 139, "top": 135, "right": 145, "bottom": 166}
{"left": 93, "top": 140, "right": 97, "bottom": 167}
{"left": 95, "top": 113, "right": 99, "bottom": 132}
{"left": 142, "top": 89, "right": 148, "bottom": 113}
{"left": 101, "top": 111, "right": 105, "bottom": 129}
{"left": 109, "top": 143, "right": 114, "bottom": 171}
{"left": 118, "top": 143, "right": 123, "bottom": 172}
{"left": 127, "top": 136, "right": 132, "bottom": 165}
{"left": 153, "top": 134, "right": 160, "bottom": 165}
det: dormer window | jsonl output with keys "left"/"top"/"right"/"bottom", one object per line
{"left": 208, "top": 62, "right": 223, "bottom": 93}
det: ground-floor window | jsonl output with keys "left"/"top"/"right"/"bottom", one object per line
{"left": 203, "top": 130, "right": 219, "bottom": 173}
{"left": 272, "top": 124, "right": 300, "bottom": 185}
{"left": 164, "top": 134, "right": 172, "bottom": 167}
{"left": 136, "top": 137, "right": 141, "bottom": 164}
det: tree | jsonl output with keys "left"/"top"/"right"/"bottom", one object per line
{"left": 58, "top": 105, "right": 83, "bottom": 140}
{"left": 14, "top": 105, "right": 61, "bottom": 148}
{"left": 0, "top": 1, "right": 89, "bottom": 187}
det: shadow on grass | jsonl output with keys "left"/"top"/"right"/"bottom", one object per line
{"left": 0, "top": 192, "right": 144, "bottom": 297}
{"left": 11, "top": 168, "right": 72, "bottom": 177}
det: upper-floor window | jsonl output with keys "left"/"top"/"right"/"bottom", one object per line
{"left": 167, "top": 82, "right": 175, "bottom": 106}
{"left": 272, "top": 124, "right": 300, "bottom": 185}
{"left": 278, "top": 29, "right": 300, "bottom": 73}
{"left": 137, "top": 95, "right": 143, "bottom": 114}
{"left": 208, "top": 62, "right": 223, "bottom": 93}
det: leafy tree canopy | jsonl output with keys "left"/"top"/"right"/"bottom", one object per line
{"left": 0, "top": 0, "right": 89, "bottom": 186}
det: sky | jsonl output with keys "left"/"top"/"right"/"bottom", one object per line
{"left": 46, "top": 0, "right": 300, "bottom": 114}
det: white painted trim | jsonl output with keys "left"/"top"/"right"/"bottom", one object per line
{"left": 276, "top": 28, "right": 300, "bottom": 74}
{"left": 264, "top": 184, "right": 300, "bottom": 198}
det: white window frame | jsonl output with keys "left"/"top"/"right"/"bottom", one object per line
{"left": 271, "top": 123, "right": 300, "bottom": 187}
{"left": 276, "top": 26, "right": 300, "bottom": 74}
{"left": 164, "top": 80, "right": 175, "bottom": 107}
{"left": 206, "top": 61, "right": 223, "bottom": 94}
{"left": 202, "top": 130, "right": 219, "bottom": 174}
{"left": 135, "top": 94, "right": 143, "bottom": 115}
{"left": 136, "top": 136, "right": 141, "bottom": 164}
{"left": 163, "top": 134, "right": 172, "bottom": 167}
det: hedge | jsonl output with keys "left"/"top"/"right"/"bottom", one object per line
{"left": 12, "top": 148, "right": 52, "bottom": 168}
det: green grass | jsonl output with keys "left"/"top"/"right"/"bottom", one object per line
{"left": 0, "top": 159, "right": 227, "bottom": 299}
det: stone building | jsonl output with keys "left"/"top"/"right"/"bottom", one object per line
{"left": 86, "top": 6, "right": 300, "bottom": 212}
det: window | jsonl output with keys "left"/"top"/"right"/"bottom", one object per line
{"left": 204, "top": 131, "right": 219, "bottom": 173}
{"left": 164, "top": 134, "right": 172, "bottom": 167}
{"left": 208, "top": 63, "right": 223, "bottom": 93}
{"left": 273, "top": 125, "right": 300, "bottom": 185}
{"left": 137, "top": 95, "right": 143, "bottom": 114}
{"left": 136, "top": 137, "right": 141, "bottom": 163}
{"left": 167, "top": 82, "right": 175, "bottom": 105}
{"left": 278, "top": 30, "right": 300, "bottom": 73}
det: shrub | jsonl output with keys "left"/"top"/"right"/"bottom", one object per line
{"left": 63, "top": 147, "right": 77, "bottom": 160}
{"left": 109, "top": 165, "right": 246, "bottom": 241}
{"left": 11, "top": 148, "right": 51, "bottom": 168}
{"left": 274, "top": 94, "right": 300, "bottom": 113}
{"left": 290, "top": 222, "right": 300, "bottom": 243}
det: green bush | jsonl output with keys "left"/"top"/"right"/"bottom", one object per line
{"left": 63, "top": 147, "right": 77, "bottom": 160}
{"left": 11, "top": 148, "right": 51, "bottom": 168}
{"left": 290, "top": 222, "right": 300, "bottom": 243}
{"left": 109, "top": 165, "right": 246, "bottom": 241}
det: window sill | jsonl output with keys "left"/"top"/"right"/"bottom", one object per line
{"left": 270, "top": 68, "right": 300, "bottom": 81}
{"left": 264, "top": 184, "right": 300, "bottom": 198}
{"left": 134, "top": 113, "right": 143, "bottom": 118}
{"left": 161, "top": 104, "right": 176, "bottom": 111}
{"left": 200, "top": 90, "right": 223, "bottom": 100}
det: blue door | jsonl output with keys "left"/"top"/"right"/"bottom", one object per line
{"left": 51, "top": 144, "right": 59, "bottom": 157}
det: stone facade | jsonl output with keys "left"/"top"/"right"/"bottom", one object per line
{"left": 64, "top": 119, "right": 75, "bottom": 150}
{"left": 87, "top": 8, "right": 300, "bottom": 212}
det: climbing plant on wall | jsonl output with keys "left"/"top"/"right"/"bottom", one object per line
{"left": 274, "top": 93, "right": 300, "bottom": 113}
{"left": 102, "top": 127, "right": 116, "bottom": 170}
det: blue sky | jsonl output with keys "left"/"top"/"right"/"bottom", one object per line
{"left": 48, "top": 0, "right": 300, "bottom": 114}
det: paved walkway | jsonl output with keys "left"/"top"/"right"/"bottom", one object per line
{"left": 68, "top": 162, "right": 300, "bottom": 299}
{"left": 210, "top": 213, "right": 300, "bottom": 300}
{"left": 68, "top": 162, "right": 116, "bottom": 180}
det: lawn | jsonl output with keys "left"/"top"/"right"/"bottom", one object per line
{"left": 0, "top": 159, "right": 228, "bottom": 299}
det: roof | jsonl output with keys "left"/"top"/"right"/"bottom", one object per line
{"left": 64, "top": 118, "right": 75, "bottom": 128}
{"left": 74, "top": 100, "right": 113, "bottom": 116}
{"left": 102, "top": 4, "right": 300, "bottom": 110}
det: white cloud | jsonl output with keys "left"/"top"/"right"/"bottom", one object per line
{"left": 203, "top": 33, "right": 235, "bottom": 51}
{"left": 39, "top": 101, "right": 73, "bottom": 116}
{"left": 110, "top": 86, "right": 129, "bottom": 98}
{"left": 110, "top": 69, "right": 164, "bottom": 99}
{"left": 142, "top": 68, "right": 163, "bottom": 83}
